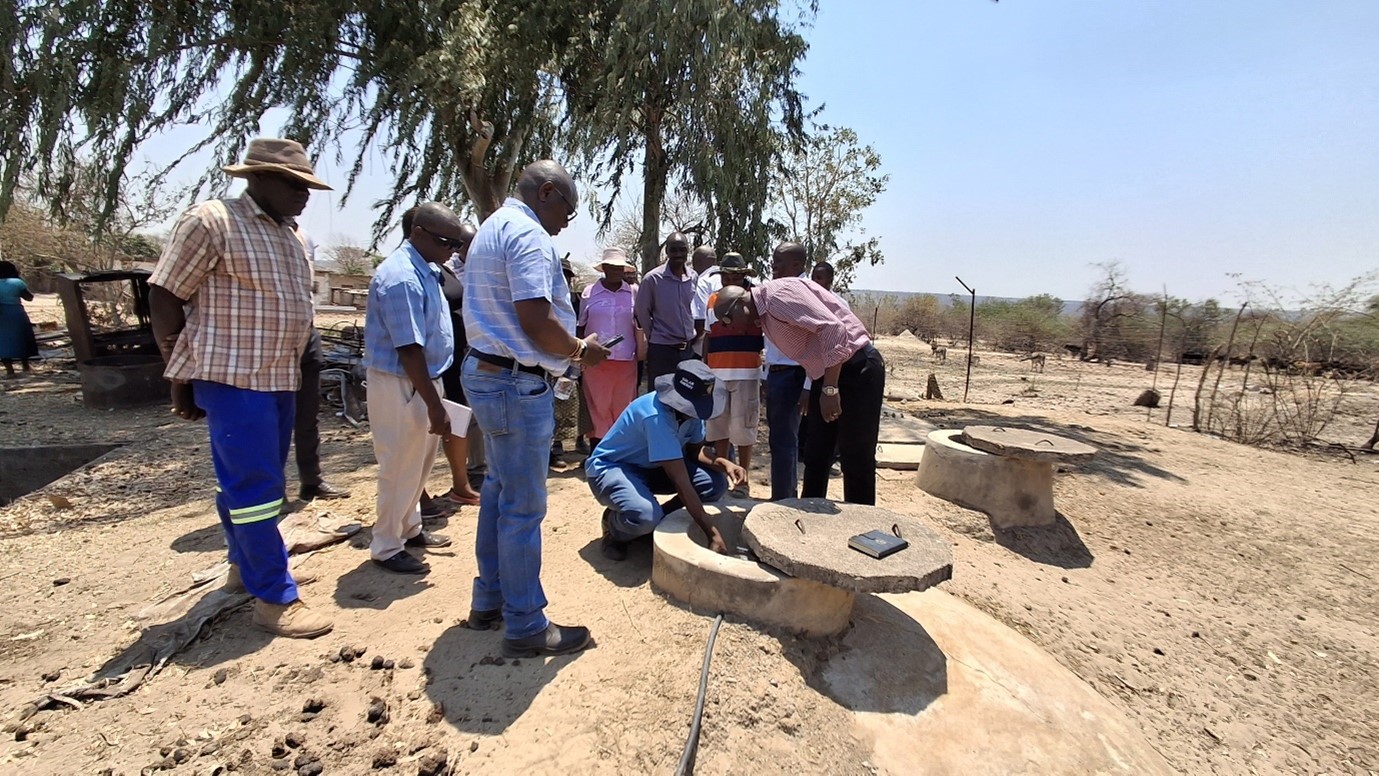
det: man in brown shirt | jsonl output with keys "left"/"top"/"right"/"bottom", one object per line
{"left": 149, "top": 138, "right": 334, "bottom": 639}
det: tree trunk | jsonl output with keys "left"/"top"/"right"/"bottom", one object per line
{"left": 1205, "top": 302, "right": 1248, "bottom": 431}
{"left": 1165, "top": 342, "right": 1186, "bottom": 427}
{"left": 461, "top": 111, "right": 522, "bottom": 222}
{"left": 639, "top": 117, "right": 668, "bottom": 274}
{"left": 1192, "top": 345, "right": 1223, "bottom": 432}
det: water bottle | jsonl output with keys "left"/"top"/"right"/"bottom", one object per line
{"left": 554, "top": 363, "right": 581, "bottom": 401}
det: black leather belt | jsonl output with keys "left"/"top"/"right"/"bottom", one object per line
{"left": 649, "top": 341, "right": 692, "bottom": 351}
{"left": 468, "top": 349, "right": 547, "bottom": 378}
{"left": 768, "top": 364, "right": 803, "bottom": 373}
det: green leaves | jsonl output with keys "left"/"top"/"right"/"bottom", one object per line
{"left": 767, "top": 123, "right": 889, "bottom": 291}
{"left": 3, "top": 0, "right": 815, "bottom": 258}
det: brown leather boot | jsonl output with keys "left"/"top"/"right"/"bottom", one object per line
{"left": 252, "top": 600, "right": 333, "bottom": 638}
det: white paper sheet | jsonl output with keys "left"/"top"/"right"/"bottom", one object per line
{"left": 441, "top": 399, "right": 472, "bottom": 437}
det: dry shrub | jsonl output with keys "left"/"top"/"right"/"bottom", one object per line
{"left": 1207, "top": 366, "right": 1354, "bottom": 447}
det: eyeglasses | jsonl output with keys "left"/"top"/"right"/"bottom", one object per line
{"left": 551, "top": 186, "right": 579, "bottom": 220}
{"left": 418, "top": 225, "right": 464, "bottom": 250}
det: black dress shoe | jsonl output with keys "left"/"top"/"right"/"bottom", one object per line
{"left": 405, "top": 531, "right": 452, "bottom": 549}
{"left": 372, "top": 550, "right": 429, "bottom": 575}
{"left": 463, "top": 608, "right": 503, "bottom": 631}
{"left": 300, "top": 482, "right": 351, "bottom": 501}
{"left": 502, "top": 623, "right": 592, "bottom": 658}
{"left": 601, "top": 509, "right": 628, "bottom": 562}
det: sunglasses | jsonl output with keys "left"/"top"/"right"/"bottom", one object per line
{"left": 418, "top": 225, "right": 465, "bottom": 250}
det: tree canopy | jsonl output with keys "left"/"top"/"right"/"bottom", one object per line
{"left": 767, "top": 124, "right": 888, "bottom": 290}
{"left": 3, "top": 0, "right": 815, "bottom": 252}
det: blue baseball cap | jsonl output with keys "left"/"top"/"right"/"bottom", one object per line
{"left": 654, "top": 360, "right": 727, "bottom": 420}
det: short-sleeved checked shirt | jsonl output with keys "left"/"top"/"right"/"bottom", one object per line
{"left": 149, "top": 195, "right": 314, "bottom": 392}
{"left": 363, "top": 243, "right": 454, "bottom": 379}
{"left": 751, "top": 278, "right": 871, "bottom": 380}
{"left": 463, "top": 198, "right": 576, "bottom": 375}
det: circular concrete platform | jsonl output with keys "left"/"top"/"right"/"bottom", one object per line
{"left": 743, "top": 499, "right": 953, "bottom": 594}
{"left": 916, "top": 429, "right": 1058, "bottom": 528}
{"left": 827, "top": 589, "right": 1174, "bottom": 775}
{"left": 651, "top": 500, "right": 855, "bottom": 636}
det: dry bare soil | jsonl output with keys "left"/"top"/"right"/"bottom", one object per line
{"left": 0, "top": 316, "right": 1376, "bottom": 775}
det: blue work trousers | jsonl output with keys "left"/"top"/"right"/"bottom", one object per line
{"left": 587, "top": 454, "right": 728, "bottom": 541}
{"left": 765, "top": 365, "right": 807, "bottom": 501}
{"left": 461, "top": 356, "right": 556, "bottom": 640}
{"left": 193, "top": 380, "right": 299, "bottom": 605}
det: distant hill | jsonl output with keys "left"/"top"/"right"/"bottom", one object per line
{"left": 848, "top": 289, "right": 1085, "bottom": 318}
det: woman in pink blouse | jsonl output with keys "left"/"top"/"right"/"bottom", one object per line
{"left": 577, "top": 249, "right": 643, "bottom": 446}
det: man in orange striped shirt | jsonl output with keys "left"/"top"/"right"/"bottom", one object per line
{"left": 703, "top": 253, "right": 762, "bottom": 497}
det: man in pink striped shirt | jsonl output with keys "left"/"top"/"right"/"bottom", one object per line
{"left": 712, "top": 277, "right": 885, "bottom": 505}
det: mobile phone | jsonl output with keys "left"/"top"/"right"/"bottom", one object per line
{"left": 600, "top": 335, "right": 626, "bottom": 348}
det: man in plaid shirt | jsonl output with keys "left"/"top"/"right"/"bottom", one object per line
{"left": 149, "top": 138, "right": 333, "bottom": 639}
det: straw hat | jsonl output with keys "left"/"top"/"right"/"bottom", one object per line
{"left": 594, "top": 247, "right": 636, "bottom": 271}
{"left": 221, "top": 138, "right": 332, "bottom": 190}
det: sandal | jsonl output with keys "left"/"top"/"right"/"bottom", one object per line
{"left": 438, "top": 489, "right": 481, "bottom": 507}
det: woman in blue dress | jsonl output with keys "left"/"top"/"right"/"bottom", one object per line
{"left": 0, "top": 261, "right": 38, "bottom": 378}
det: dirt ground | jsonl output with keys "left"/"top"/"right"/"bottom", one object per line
{"left": 1, "top": 300, "right": 1377, "bottom": 775}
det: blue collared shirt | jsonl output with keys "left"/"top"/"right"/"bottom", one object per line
{"left": 463, "top": 198, "right": 576, "bottom": 375}
{"left": 585, "top": 393, "right": 705, "bottom": 478}
{"left": 363, "top": 242, "right": 454, "bottom": 378}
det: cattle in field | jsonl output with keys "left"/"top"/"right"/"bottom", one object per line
{"left": 932, "top": 344, "right": 947, "bottom": 363}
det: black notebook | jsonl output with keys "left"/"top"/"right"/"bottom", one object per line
{"left": 848, "top": 530, "right": 909, "bottom": 559}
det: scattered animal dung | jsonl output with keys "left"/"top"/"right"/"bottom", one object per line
{"left": 366, "top": 697, "right": 389, "bottom": 725}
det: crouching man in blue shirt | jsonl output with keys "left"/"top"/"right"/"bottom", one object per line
{"left": 585, "top": 361, "right": 747, "bottom": 560}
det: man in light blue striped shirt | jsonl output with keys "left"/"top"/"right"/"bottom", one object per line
{"left": 363, "top": 202, "right": 461, "bottom": 576}
{"left": 460, "top": 160, "right": 610, "bottom": 658}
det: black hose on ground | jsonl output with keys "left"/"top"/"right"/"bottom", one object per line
{"left": 674, "top": 613, "right": 725, "bottom": 776}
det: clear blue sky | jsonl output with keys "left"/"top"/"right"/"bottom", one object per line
{"left": 153, "top": 0, "right": 1379, "bottom": 304}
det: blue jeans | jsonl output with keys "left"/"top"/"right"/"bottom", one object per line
{"left": 193, "top": 380, "right": 299, "bottom": 605}
{"left": 587, "top": 454, "right": 727, "bottom": 540}
{"left": 765, "top": 366, "right": 806, "bottom": 501}
{"left": 461, "top": 356, "right": 556, "bottom": 639}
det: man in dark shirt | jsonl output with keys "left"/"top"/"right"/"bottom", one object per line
{"left": 634, "top": 232, "right": 700, "bottom": 384}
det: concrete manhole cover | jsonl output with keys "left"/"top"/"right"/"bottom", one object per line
{"left": 743, "top": 498, "right": 953, "bottom": 594}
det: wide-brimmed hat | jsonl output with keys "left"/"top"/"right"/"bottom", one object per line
{"left": 222, "top": 138, "right": 332, "bottom": 190}
{"left": 654, "top": 361, "right": 727, "bottom": 421}
{"left": 595, "top": 248, "right": 636, "bottom": 271}
{"left": 718, "top": 251, "right": 756, "bottom": 276}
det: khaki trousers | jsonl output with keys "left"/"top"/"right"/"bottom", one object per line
{"left": 367, "top": 369, "right": 440, "bottom": 560}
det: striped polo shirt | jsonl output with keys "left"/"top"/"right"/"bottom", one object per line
{"left": 704, "top": 289, "right": 764, "bottom": 381}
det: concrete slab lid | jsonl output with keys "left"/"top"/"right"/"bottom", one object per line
{"left": 877, "top": 414, "right": 940, "bottom": 444}
{"left": 960, "top": 424, "right": 1097, "bottom": 461}
{"left": 742, "top": 498, "right": 953, "bottom": 594}
{"left": 876, "top": 442, "right": 925, "bottom": 470}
